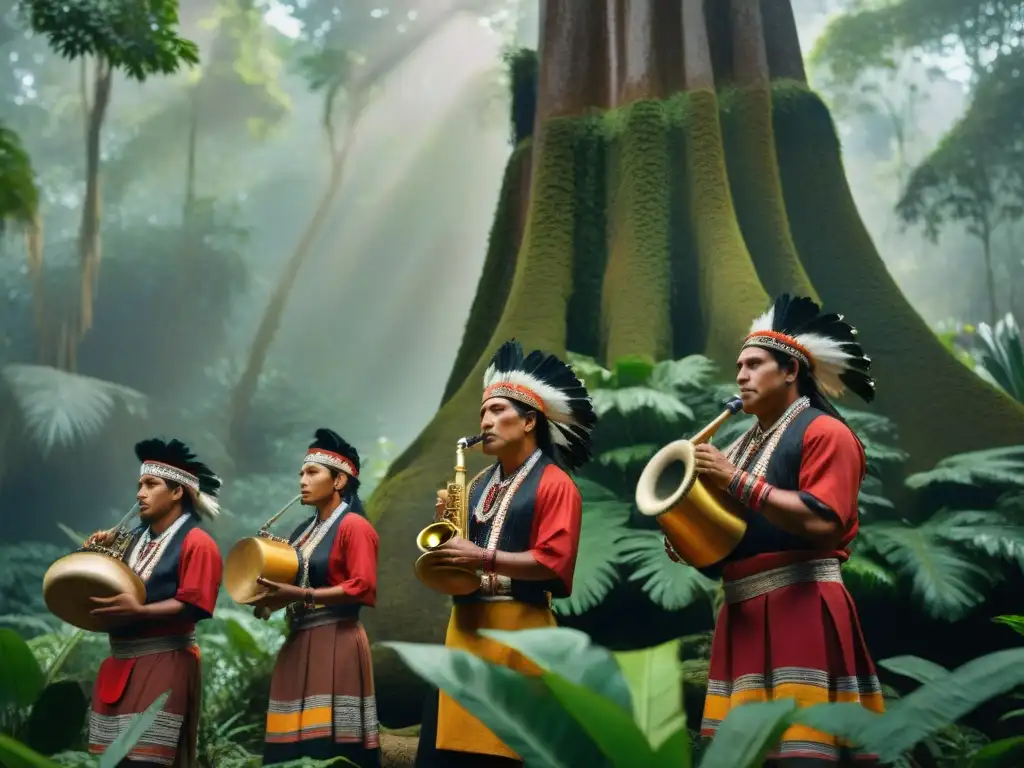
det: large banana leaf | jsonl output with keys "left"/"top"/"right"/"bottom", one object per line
{"left": 480, "top": 628, "right": 632, "bottom": 711}
{"left": 383, "top": 641, "right": 608, "bottom": 767}
{"left": 613, "top": 639, "right": 686, "bottom": 751}
{"left": 700, "top": 700, "right": 797, "bottom": 768}
{"left": 0, "top": 735, "right": 62, "bottom": 768}
{"left": 0, "top": 628, "right": 45, "bottom": 708}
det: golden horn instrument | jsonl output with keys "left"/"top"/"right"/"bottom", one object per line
{"left": 414, "top": 434, "right": 486, "bottom": 596}
{"left": 224, "top": 494, "right": 302, "bottom": 606}
{"left": 42, "top": 504, "right": 147, "bottom": 633}
{"left": 635, "top": 396, "right": 748, "bottom": 569}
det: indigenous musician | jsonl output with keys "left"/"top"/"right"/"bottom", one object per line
{"left": 415, "top": 339, "right": 597, "bottom": 768}
{"left": 257, "top": 429, "right": 381, "bottom": 768}
{"left": 666, "top": 295, "right": 884, "bottom": 765}
{"left": 85, "top": 438, "right": 224, "bottom": 767}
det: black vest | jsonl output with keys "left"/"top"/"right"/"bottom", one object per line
{"left": 723, "top": 407, "right": 834, "bottom": 563}
{"left": 288, "top": 505, "right": 362, "bottom": 618}
{"left": 453, "top": 453, "right": 563, "bottom": 607}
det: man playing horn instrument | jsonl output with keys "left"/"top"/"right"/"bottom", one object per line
{"left": 84, "top": 438, "right": 223, "bottom": 768}
{"left": 667, "top": 295, "right": 884, "bottom": 766}
{"left": 257, "top": 428, "right": 382, "bottom": 768}
{"left": 415, "top": 338, "right": 597, "bottom": 768}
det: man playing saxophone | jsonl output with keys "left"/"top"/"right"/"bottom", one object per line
{"left": 666, "top": 295, "right": 884, "bottom": 766}
{"left": 84, "top": 438, "right": 223, "bottom": 768}
{"left": 415, "top": 338, "right": 597, "bottom": 768}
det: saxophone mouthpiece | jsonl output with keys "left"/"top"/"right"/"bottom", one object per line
{"left": 459, "top": 434, "right": 486, "bottom": 449}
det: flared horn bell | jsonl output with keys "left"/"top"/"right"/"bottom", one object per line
{"left": 635, "top": 439, "right": 748, "bottom": 569}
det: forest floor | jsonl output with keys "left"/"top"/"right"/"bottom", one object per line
{"left": 381, "top": 726, "right": 419, "bottom": 767}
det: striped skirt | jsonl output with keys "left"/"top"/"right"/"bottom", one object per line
{"left": 263, "top": 615, "right": 381, "bottom": 767}
{"left": 88, "top": 635, "right": 201, "bottom": 767}
{"left": 702, "top": 554, "right": 885, "bottom": 764}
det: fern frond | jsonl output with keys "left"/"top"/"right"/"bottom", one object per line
{"left": 650, "top": 355, "right": 719, "bottom": 394}
{"left": 842, "top": 553, "right": 898, "bottom": 591}
{"left": 595, "top": 444, "right": 659, "bottom": 471}
{"left": 618, "top": 529, "right": 717, "bottom": 612}
{"left": 590, "top": 387, "right": 693, "bottom": 421}
{"left": 905, "top": 446, "right": 1024, "bottom": 490}
{"left": 552, "top": 500, "right": 631, "bottom": 616}
{"left": 859, "top": 520, "right": 995, "bottom": 621}
{"left": 1, "top": 365, "right": 148, "bottom": 455}
{"left": 931, "top": 509, "right": 1024, "bottom": 571}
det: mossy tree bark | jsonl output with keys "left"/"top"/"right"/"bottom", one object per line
{"left": 366, "top": 0, "right": 1024, "bottom": 726}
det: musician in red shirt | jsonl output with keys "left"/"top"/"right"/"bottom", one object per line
{"left": 85, "top": 438, "right": 224, "bottom": 767}
{"left": 665, "top": 295, "right": 885, "bottom": 766}
{"left": 415, "top": 338, "right": 597, "bottom": 767}
{"left": 256, "top": 428, "right": 381, "bottom": 768}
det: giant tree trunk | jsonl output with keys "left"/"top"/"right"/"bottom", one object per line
{"left": 365, "top": 0, "right": 1024, "bottom": 726}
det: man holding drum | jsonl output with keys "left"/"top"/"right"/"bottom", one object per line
{"left": 255, "top": 428, "right": 382, "bottom": 768}
{"left": 84, "top": 437, "right": 224, "bottom": 768}
{"left": 665, "top": 295, "right": 884, "bottom": 766}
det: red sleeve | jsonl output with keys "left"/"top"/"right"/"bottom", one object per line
{"left": 799, "top": 416, "right": 865, "bottom": 528}
{"left": 529, "top": 464, "right": 583, "bottom": 596}
{"left": 327, "top": 514, "right": 378, "bottom": 607}
{"left": 176, "top": 528, "right": 223, "bottom": 617}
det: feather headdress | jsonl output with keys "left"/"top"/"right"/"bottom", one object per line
{"left": 744, "top": 294, "right": 875, "bottom": 403}
{"left": 482, "top": 339, "right": 597, "bottom": 471}
{"left": 304, "top": 428, "right": 360, "bottom": 478}
{"left": 135, "top": 438, "right": 222, "bottom": 520}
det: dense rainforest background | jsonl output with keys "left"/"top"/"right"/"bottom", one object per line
{"left": 1, "top": 0, "right": 1024, "bottom": 766}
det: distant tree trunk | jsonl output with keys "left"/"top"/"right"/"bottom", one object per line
{"left": 226, "top": 2, "right": 469, "bottom": 461}
{"left": 365, "top": 0, "right": 1024, "bottom": 726}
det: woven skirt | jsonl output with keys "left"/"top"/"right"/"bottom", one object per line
{"left": 88, "top": 645, "right": 200, "bottom": 768}
{"left": 263, "top": 618, "right": 381, "bottom": 767}
{"left": 702, "top": 554, "right": 885, "bottom": 764}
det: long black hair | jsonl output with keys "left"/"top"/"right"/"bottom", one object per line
{"left": 508, "top": 399, "right": 562, "bottom": 470}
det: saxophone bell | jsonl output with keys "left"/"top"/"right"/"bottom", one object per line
{"left": 413, "top": 435, "right": 485, "bottom": 595}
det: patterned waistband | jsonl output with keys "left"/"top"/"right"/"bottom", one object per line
{"left": 723, "top": 558, "right": 843, "bottom": 604}
{"left": 288, "top": 605, "right": 361, "bottom": 634}
{"left": 109, "top": 633, "right": 196, "bottom": 659}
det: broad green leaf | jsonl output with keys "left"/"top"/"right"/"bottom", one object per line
{"left": 618, "top": 530, "right": 717, "bottom": 611}
{"left": 99, "top": 691, "right": 171, "bottom": 768}
{"left": 791, "top": 701, "right": 883, "bottom": 746}
{"left": 612, "top": 356, "right": 656, "bottom": 388}
{"left": 0, "top": 628, "right": 45, "bottom": 707}
{"left": 222, "top": 617, "right": 262, "bottom": 656}
{"left": 596, "top": 444, "right": 659, "bottom": 470}
{"left": 542, "top": 672, "right": 656, "bottom": 766}
{"left": 383, "top": 642, "right": 606, "bottom": 768}
{"left": 993, "top": 614, "right": 1024, "bottom": 637}
{"left": 934, "top": 510, "right": 1024, "bottom": 570}
{"left": 653, "top": 726, "right": 692, "bottom": 766}
{"left": 553, "top": 501, "right": 630, "bottom": 617}
{"left": 24, "top": 681, "right": 89, "bottom": 755}
{"left": 972, "top": 736, "right": 1024, "bottom": 766}
{"left": 699, "top": 699, "right": 797, "bottom": 768}
{"left": 614, "top": 639, "right": 685, "bottom": 750}
{"left": 0, "top": 734, "right": 63, "bottom": 768}
{"left": 859, "top": 648, "right": 1024, "bottom": 763}
{"left": 878, "top": 655, "right": 950, "bottom": 686}
{"left": 44, "top": 630, "right": 85, "bottom": 682}
{"left": 574, "top": 477, "right": 621, "bottom": 503}
{"left": 481, "top": 628, "right": 633, "bottom": 712}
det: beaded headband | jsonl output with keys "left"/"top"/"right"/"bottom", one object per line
{"left": 140, "top": 461, "right": 200, "bottom": 493}
{"left": 303, "top": 449, "right": 359, "bottom": 478}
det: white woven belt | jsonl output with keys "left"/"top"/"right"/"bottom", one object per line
{"left": 723, "top": 558, "right": 843, "bottom": 604}
{"left": 110, "top": 633, "right": 196, "bottom": 659}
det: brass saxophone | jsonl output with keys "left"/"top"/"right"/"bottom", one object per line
{"left": 414, "top": 434, "right": 486, "bottom": 596}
